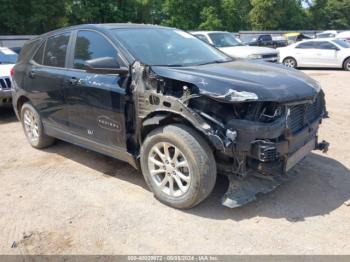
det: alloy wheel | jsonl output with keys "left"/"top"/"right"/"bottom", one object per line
{"left": 148, "top": 142, "right": 191, "bottom": 197}
{"left": 284, "top": 58, "right": 296, "bottom": 68}
{"left": 23, "top": 109, "right": 39, "bottom": 143}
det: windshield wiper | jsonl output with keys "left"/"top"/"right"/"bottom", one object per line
{"left": 197, "top": 59, "right": 231, "bottom": 66}
{"left": 152, "top": 64, "right": 184, "bottom": 67}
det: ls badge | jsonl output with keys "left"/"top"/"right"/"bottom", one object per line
{"left": 97, "top": 116, "right": 121, "bottom": 132}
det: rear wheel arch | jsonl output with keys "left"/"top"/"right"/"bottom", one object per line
{"left": 16, "top": 96, "right": 30, "bottom": 119}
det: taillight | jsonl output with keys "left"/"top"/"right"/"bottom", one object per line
{"left": 10, "top": 67, "right": 14, "bottom": 77}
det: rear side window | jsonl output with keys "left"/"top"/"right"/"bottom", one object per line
{"left": 33, "top": 41, "right": 45, "bottom": 64}
{"left": 43, "top": 33, "right": 70, "bottom": 67}
{"left": 73, "top": 31, "right": 118, "bottom": 69}
{"left": 296, "top": 41, "right": 314, "bottom": 49}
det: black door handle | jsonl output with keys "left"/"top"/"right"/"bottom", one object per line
{"left": 28, "top": 70, "right": 36, "bottom": 79}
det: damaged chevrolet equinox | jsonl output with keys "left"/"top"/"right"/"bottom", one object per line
{"left": 12, "top": 24, "right": 329, "bottom": 209}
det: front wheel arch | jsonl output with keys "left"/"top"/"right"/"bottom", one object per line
{"left": 140, "top": 111, "right": 216, "bottom": 152}
{"left": 342, "top": 57, "right": 350, "bottom": 71}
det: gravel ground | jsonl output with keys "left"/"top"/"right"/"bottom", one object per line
{"left": 0, "top": 70, "right": 349, "bottom": 255}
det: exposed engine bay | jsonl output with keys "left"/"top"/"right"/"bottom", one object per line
{"left": 127, "top": 61, "right": 329, "bottom": 208}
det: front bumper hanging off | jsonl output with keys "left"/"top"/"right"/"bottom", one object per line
{"left": 221, "top": 139, "right": 329, "bottom": 208}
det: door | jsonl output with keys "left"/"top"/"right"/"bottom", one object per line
{"left": 63, "top": 30, "right": 128, "bottom": 149}
{"left": 293, "top": 41, "right": 316, "bottom": 66}
{"left": 312, "top": 41, "right": 340, "bottom": 67}
{"left": 24, "top": 32, "right": 71, "bottom": 131}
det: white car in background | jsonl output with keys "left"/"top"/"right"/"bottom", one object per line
{"left": 191, "top": 31, "right": 278, "bottom": 62}
{"left": 0, "top": 47, "right": 17, "bottom": 106}
{"left": 278, "top": 38, "right": 350, "bottom": 71}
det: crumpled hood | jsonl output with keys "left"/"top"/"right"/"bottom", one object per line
{"left": 219, "top": 46, "right": 277, "bottom": 58}
{"left": 151, "top": 60, "right": 321, "bottom": 102}
{"left": 0, "top": 64, "right": 14, "bottom": 77}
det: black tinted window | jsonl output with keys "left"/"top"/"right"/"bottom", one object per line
{"left": 260, "top": 35, "right": 271, "bottom": 41}
{"left": 43, "top": 33, "right": 70, "bottom": 67}
{"left": 74, "top": 31, "right": 118, "bottom": 69}
{"left": 296, "top": 42, "right": 314, "bottom": 49}
{"left": 33, "top": 41, "right": 45, "bottom": 64}
{"left": 315, "top": 41, "right": 337, "bottom": 50}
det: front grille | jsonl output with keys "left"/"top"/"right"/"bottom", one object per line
{"left": 260, "top": 146, "right": 279, "bottom": 162}
{"left": 0, "top": 77, "right": 11, "bottom": 89}
{"left": 287, "top": 93, "right": 324, "bottom": 134}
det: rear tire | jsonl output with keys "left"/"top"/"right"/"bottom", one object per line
{"left": 140, "top": 124, "right": 217, "bottom": 209}
{"left": 283, "top": 57, "right": 297, "bottom": 68}
{"left": 343, "top": 58, "right": 350, "bottom": 71}
{"left": 20, "top": 103, "right": 55, "bottom": 149}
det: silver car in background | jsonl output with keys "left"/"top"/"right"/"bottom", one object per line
{"left": 191, "top": 31, "right": 279, "bottom": 62}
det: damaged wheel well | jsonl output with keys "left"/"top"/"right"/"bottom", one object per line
{"left": 140, "top": 112, "right": 216, "bottom": 151}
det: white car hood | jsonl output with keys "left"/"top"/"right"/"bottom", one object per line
{"left": 0, "top": 64, "right": 14, "bottom": 77}
{"left": 219, "top": 46, "right": 277, "bottom": 58}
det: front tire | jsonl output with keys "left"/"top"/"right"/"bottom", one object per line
{"left": 21, "top": 103, "right": 55, "bottom": 149}
{"left": 343, "top": 58, "right": 350, "bottom": 71}
{"left": 140, "top": 124, "right": 217, "bottom": 209}
{"left": 283, "top": 57, "right": 297, "bottom": 68}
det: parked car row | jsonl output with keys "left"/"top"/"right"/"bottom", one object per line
{"left": 190, "top": 30, "right": 350, "bottom": 71}
{"left": 7, "top": 23, "right": 328, "bottom": 210}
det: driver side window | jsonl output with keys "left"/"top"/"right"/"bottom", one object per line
{"left": 315, "top": 41, "right": 338, "bottom": 50}
{"left": 73, "top": 31, "right": 120, "bottom": 70}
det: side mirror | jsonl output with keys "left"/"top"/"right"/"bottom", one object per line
{"left": 84, "top": 57, "right": 128, "bottom": 76}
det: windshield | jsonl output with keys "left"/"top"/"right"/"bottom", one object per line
{"left": 208, "top": 33, "right": 244, "bottom": 48}
{"left": 0, "top": 49, "right": 18, "bottom": 64}
{"left": 113, "top": 28, "right": 231, "bottom": 66}
{"left": 333, "top": 39, "right": 350, "bottom": 48}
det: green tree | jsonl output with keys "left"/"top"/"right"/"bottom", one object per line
{"left": 199, "top": 6, "right": 223, "bottom": 30}
{"left": 309, "top": 0, "right": 350, "bottom": 29}
{"left": 221, "top": 0, "right": 252, "bottom": 31}
{"left": 249, "top": 0, "right": 309, "bottom": 30}
{"left": 161, "top": 0, "right": 204, "bottom": 29}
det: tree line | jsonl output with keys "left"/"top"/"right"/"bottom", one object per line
{"left": 0, "top": 0, "right": 349, "bottom": 35}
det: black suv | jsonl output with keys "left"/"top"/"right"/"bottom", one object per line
{"left": 12, "top": 24, "right": 328, "bottom": 209}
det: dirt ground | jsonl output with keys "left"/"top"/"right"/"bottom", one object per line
{"left": 0, "top": 70, "right": 349, "bottom": 255}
